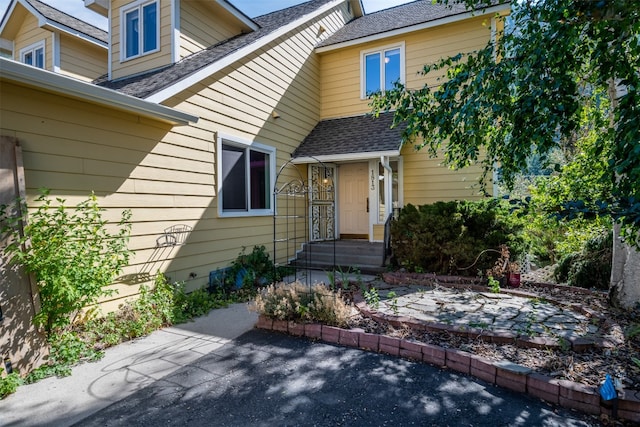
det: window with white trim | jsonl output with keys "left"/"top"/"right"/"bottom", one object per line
{"left": 361, "top": 43, "right": 404, "bottom": 98}
{"left": 20, "top": 40, "right": 45, "bottom": 68}
{"left": 121, "top": 0, "right": 159, "bottom": 61}
{"left": 218, "top": 136, "right": 275, "bottom": 216}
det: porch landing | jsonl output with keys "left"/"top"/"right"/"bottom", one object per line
{"left": 292, "top": 240, "right": 386, "bottom": 275}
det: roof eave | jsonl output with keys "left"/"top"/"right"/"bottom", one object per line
{"left": 217, "top": 0, "right": 259, "bottom": 32}
{"left": 0, "top": 58, "right": 198, "bottom": 126}
{"left": 316, "top": 3, "right": 510, "bottom": 53}
{"left": 144, "top": 0, "right": 344, "bottom": 103}
{"left": 292, "top": 150, "right": 401, "bottom": 164}
{"left": 41, "top": 20, "right": 107, "bottom": 48}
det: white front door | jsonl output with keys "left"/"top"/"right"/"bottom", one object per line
{"left": 339, "top": 162, "right": 369, "bottom": 237}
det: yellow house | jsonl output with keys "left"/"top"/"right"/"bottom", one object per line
{"left": 1, "top": 0, "right": 510, "bottom": 305}
{"left": 296, "top": 1, "right": 508, "bottom": 242}
{"left": 0, "top": 0, "right": 108, "bottom": 81}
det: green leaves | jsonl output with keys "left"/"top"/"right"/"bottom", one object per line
{"left": 370, "top": 0, "right": 640, "bottom": 235}
{"left": 1, "top": 190, "right": 133, "bottom": 335}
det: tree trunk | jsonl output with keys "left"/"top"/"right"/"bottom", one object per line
{"left": 610, "top": 224, "right": 640, "bottom": 309}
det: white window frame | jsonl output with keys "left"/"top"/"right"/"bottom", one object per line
{"left": 19, "top": 40, "right": 45, "bottom": 69}
{"left": 360, "top": 42, "right": 405, "bottom": 99}
{"left": 216, "top": 134, "right": 276, "bottom": 218}
{"left": 120, "top": 0, "right": 160, "bottom": 62}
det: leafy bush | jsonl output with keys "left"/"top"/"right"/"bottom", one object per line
{"left": 0, "top": 369, "right": 23, "bottom": 399}
{"left": 251, "top": 281, "right": 351, "bottom": 327}
{"left": 391, "top": 200, "right": 526, "bottom": 275}
{"left": 1, "top": 191, "right": 132, "bottom": 334}
{"left": 25, "top": 274, "right": 231, "bottom": 384}
{"left": 554, "top": 230, "right": 613, "bottom": 290}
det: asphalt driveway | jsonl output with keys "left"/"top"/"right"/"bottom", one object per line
{"left": 71, "top": 329, "right": 600, "bottom": 427}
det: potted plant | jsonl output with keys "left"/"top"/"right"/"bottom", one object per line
{"left": 485, "top": 245, "right": 520, "bottom": 288}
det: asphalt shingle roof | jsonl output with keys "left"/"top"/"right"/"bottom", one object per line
{"left": 25, "top": 0, "right": 107, "bottom": 44}
{"left": 96, "top": 0, "right": 335, "bottom": 99}
{"left": 293, "top": 112, "right": 404, "bottom": 158}
{"left": 317, "top": 0, "right": 502, "bottom": 48}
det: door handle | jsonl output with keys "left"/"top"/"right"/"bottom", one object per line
{"left": 366, "top": 197, "right": 369, "bottom": 213}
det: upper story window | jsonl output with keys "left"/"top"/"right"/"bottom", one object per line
{"left": 361, "top": 43, "right": 405, "bottom": 98}
{"left": 121, "top": 0, "right": 159, "bottom": 61}
{"left": 20, "top": 41, "right": 45, "bottom": 68}
{"left": 218, "top": 136, "right": 275, "bottom": 217}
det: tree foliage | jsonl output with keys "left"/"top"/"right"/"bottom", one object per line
{"left": 370, "top": 0, "right": 640, "bottom": 239}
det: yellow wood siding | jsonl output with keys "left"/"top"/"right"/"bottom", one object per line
{"left": 59, "top": 34, "right": 108, "bottom": 81}
{"left": 0, "top": 80, "right": 212, "bottom": 306}
{"left": 13, "top": 13, "right": 51, "bottom": 70}
{"left": 179, "top": 1, "right": 246, "bottom": 59}
{"left": 319, "top": 15, "right": 495, "bottom": 119}
{"left": 111, "top": 0, "right": 173, "bottom": 80}
{"left": 319, "top": 14, "right": 500, "bottom": 205}
{"left": 401, "top": 143, "right": 489, "bottom": 205}
{"left": 0, "top": 3, "right": 353, "bottom": 308}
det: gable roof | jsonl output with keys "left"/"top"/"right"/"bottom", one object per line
{"left": 317, "top": 0, "right": 509, "bottom": 51}
{"left": 96, "top": 0, "right": 343, "bottom": 102}
{"left": 0, "top": 57, "right": 197, "bottom": 126}
{"left": 292, "top": 112, "right": 404, "bottom": 162}
{"left": 0, "top": 0, "right": 108, "bottom": 47}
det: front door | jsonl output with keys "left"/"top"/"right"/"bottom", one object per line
{"left": 339, "top": 162, "right": 369, "bottom": 238}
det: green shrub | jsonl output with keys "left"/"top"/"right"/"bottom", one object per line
{"left": 391, "top": 200, "right": 526, "bottom": 275}
{"left": 1, "top": 190, "right": 132, "bottom": 334}
{"left": 554, "top": 230, "right": 612, "bottom": 290}
{"left": 251, "top": 281, "right": 351, "bottom": 327}
{"left": 0, "top": 369, "right": 23, "bottom": 399}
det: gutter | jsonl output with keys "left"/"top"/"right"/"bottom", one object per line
{"left": 0, "top": 58, "right": 198, "bottom": 126}
{"left": 291, "top": 150, "right": 399, "bottom": 164}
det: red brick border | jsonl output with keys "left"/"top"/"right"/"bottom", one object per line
{"left": 254, "top": 317, "right": 640, "bottom": 424}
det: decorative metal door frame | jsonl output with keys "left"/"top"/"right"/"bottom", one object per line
{"left": 273, "top": 158, "right": 335, "bottom": 284}
{"left": 309, "top": 163, "right": 336, "bottom": 241}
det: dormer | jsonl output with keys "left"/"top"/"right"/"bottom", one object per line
{"left": 99, "top": 0, "right": 258, "bottom": 81}
{"left": 0, "top": 0, "right": 108, "bottom": 81}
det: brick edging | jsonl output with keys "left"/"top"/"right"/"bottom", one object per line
{"left": 255, "top": 316, "right": 640, "bottom": 424}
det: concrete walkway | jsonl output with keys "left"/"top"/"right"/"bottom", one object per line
{"left": 0, "top": 303, "right": 258, "bottom": 427}
{"left": 0, "top": 274, "right": 603, "bottom": 426}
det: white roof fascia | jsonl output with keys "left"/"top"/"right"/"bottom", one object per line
{"left": 40, "top": 20, "right": 107, "bottom": 49}
{"left": 217, "top": 0, "right": 259, "bottom": 31}
{"left": 145, "top": 0, "right": 343, "bottom": 103}
{"left": 316, "top": 4, "right": 509, "bottom": 53}
{"left": 0, "top": 58, "right": 198, "bottom": 126}
{"left": 291, "top": 150, "right": 400, "bottom": 164}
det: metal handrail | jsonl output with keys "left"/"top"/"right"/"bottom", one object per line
{"left": 382, "top": 213, "right": 393, "bottom": 266}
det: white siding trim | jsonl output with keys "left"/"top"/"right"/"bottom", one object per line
{"left": 292, "top": 150, "right": 400, "bottom": 164}
{"left": 0, "top": 57, "right": 198, "bottom": 125}
{"left": 216, "top": 133, "right": 276, "bottom": 218}
{"left": 172, "top": 0, "right": 180, "bottom": 63}
{"left": 107, "top": 3, "right": 112, "bottom": 80}
{"left": 145, "top": 0, "right": 344, "bottom": 103}
{"left": 316, "top": 4, "right": 509, "bottom": 53}
{"left": 52, "top": 32, "right": 60, "bottom": 72}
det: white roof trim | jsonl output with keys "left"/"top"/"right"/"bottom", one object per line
{"left": 145, "top": 0, "right": 344, "bottom": 103}
{"left": 292, "top": 150, "right": 400, "bottom": 164}
{"left": 0, "top": 58, "right": 198, "bottom": 126}
{"left": 316, "top": 4, "right": 509, "bottom": 53}
{"left": 217, "top": 0, "right": 258, "bottom": 31}
{"left": 0, "top": 0, "right": 107, "bottom": 49}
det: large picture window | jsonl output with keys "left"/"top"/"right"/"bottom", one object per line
{"left": 121, "top": 0, "right": 159, "bottom": 61}
{"left": 20, "top": 41, "right": 45, "bottom": 69}
{"left": 219, "top": 137, "right": 275, "bottom": 216}
{"left": 361, "top": 44, "right": 404, "bottom": 98}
